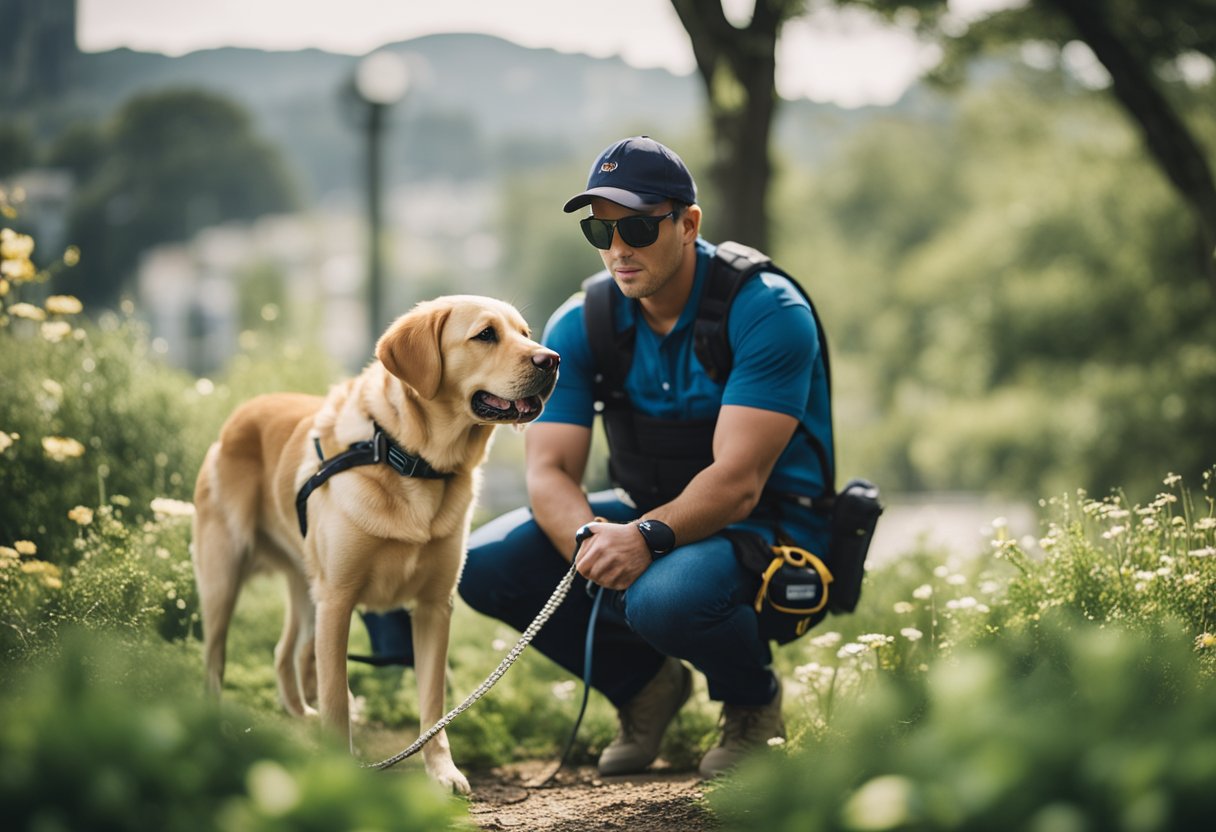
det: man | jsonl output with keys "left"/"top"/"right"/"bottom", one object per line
{"left": 457, "top": 136, "right": 835, "bottom": 779}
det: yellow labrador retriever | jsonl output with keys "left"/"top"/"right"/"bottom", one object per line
{"left": 192, "top": 295, "right": 559, "bottom": 794}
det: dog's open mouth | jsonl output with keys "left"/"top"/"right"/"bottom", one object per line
{"left": 472, "top": 391, "right": 545, "bottom": 423}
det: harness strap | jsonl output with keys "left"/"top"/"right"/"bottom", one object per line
{"left": 295, "top": 422, "right": 451, "bottom": 536}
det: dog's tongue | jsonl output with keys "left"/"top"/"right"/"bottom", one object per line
{"left": 482, "top": 394, "right": 512, "bottom": 410}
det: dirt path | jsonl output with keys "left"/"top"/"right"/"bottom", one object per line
{"left": 465, "top": 761, "right": 720, "bottom": 832}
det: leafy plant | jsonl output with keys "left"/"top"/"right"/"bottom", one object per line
{"left": 0, "top": 633, "right": 468, "bottom": 831}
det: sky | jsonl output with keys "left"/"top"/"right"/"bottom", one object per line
{"left": 76, "top": 0, "right": 1018, "bottom": 108}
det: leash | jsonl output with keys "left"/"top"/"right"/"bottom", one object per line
{"left": 530, "top": 577, "right": 604, "bottom": 787}
{"left": 363, "top": 525, "right": 598, "bottom": 772}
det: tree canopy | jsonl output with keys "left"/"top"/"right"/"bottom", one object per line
{"left": 58, "top": 89, "right": 298, "bottom": 308}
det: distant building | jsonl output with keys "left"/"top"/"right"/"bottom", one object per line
{"left": 0, "top": 0, "right": 79, "bottom": 104}
{"left": 135, "top": 180, "right": 502, "bottom": 375}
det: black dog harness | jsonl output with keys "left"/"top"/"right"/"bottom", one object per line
{"left": 295, "top": 422, "right": 451, "bottom": 536}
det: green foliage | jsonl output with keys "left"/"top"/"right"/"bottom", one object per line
{"left": 776, "top": 74, "right": 1216, "bottom": 501}
{"left": 0, "top": 122, "right": 35, "bottom": 178}
{"left": 998, "top": 470, "right": 1216, "bottom": 666}
{"left": 0, "top": 312, "right": 206, "bottom": 562}
{"left": 709, "top": 470, "right": 1216, "bottom": 830}
{"left": 712, "top": 613, "right": 1216, "bottom": 832}
{"left": 0, "top": 634, "right": 468, "bottom": 832}
{"left": 58, "top": 88, "right": 299, "bottom": 308}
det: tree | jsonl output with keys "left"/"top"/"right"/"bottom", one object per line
{"left": 670, "top": 0, "right": 806, "bottom": 250}
{"left": 845, "top": 0, "right": 1216, "bottom": 286}
{"left": 60, "top": 89, "right": 298, "bottom": 308}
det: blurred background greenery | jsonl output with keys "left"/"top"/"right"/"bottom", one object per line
{"left": 3, "top": 1, "right": 1216, "bottom": 828}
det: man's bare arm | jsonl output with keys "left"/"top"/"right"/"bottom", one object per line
{"left": 525, "top": 422, "right": 596, "bottom": 560}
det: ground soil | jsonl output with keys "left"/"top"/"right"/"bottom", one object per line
{"left": 465, "top": 760, "right": 719, "bottom": 832}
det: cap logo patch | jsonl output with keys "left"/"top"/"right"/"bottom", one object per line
{"left": 599, "top": 161, "right": 618, "bottom": 172}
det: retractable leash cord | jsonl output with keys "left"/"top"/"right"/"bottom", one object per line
{"left": 363, "top": 523, "right": 601, "bottom": 774}
{"left": 533, "top": 535, "right": 604, "bottom": 788}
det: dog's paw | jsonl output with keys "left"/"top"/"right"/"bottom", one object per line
{"left": 428, "top": 761, "right": 471, "bottom": 796}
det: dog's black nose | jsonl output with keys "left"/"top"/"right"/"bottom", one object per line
{"left": 532, "top": 350, "right": 560, "bottom": 372}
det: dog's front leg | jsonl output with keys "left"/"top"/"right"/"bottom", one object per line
{"left": 412, "top": 599, "right": 471, "bottom": 794}
{"left": 314, "top": 593, "right": 356, "bottom": 753}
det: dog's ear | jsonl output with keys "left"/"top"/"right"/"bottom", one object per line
{"left": 376, "top": 303, "right": 451, "bottom": 399}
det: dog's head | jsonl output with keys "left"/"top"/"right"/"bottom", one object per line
{"left": 376, "top": 295, "right": 559, "bottom": 425}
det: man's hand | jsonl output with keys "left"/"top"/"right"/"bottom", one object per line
{"left": 574, "top": 522, "right": 652, "bottom": 590}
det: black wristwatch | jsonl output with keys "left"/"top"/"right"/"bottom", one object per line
{"left": 636, "top": 519, "right": 676, "bottom": 558}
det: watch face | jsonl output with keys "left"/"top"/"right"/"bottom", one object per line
{"left": 638, "top": 519, "right": 675, "bottom": 555}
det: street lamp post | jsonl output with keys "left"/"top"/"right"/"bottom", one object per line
{"left": 352, "top": 51, "right": 409, "bottom": 350}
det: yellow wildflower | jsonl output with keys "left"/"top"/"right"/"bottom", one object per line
{"left": 8, "top": 302, "right": 45, "bottom": 321}
{"left": 0, "top": 432, "right": 13, "bottom": 453}
{"left": 0, "top": 277, "right": 8, "bottom": 296}
{"left": 20, "top": 560, "right": 62, "bottom": 589}
{"left": 41, "top": 436, "right": 85, "bottom": 461}
{"left": 63, "top": 245, "right": 80, "bottom": 267}
{"left": 151, "top": 497, "right": 195, "bottom": 518}
{"left": 1196, "top": 633, "right": 1216, "bottom": 650}
{"left": 45, "top": 295, "right": 83, "bottom": 316}
{"left": 0, "top": 546, "right": 19, "bottom": 566}
{"left": 0, "top": 228, "right": 34, "bottom": 259}
{"left": 14, "top": 540, "right": 37, "bottom": 556}
{"left": 41, "top": 321, "right": 72, "bottom": 342}
{"left": 0, "top": 258, "right": 36, "bottom": 281}
{"left": 68, "top": 505, "right": 94, "bottom": 526}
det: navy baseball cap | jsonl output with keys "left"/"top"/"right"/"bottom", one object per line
{"left": 563, "top": 136, "right": 697, "bottom": 213}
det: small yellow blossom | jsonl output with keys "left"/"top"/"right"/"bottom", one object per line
{"left": 150, "top": 497, "right": 195, "bottom": 518}
{"left": 63, "top": 245, "right": 80, "bottom": 267}
{"left": 1196, "top": 633, "right": 1216, "bottom": 650}
{"left": 45, "top": 295, "right": 83, "bottom": 316}
{"left": 20, "top": 560, "right": 62, "bottom": 589}
{"left": 14, "top": 540, "right": 37, "bottom": 556}
{"left": 0, "top": 432, "right": 13, "bottom": 453}
{"left": 41, "top": 321, "right": 72, "bottom": 342}
{"left": 68, "top": 505, "right": 94, "bottom": 526}
{"left": 0, "top": 277, "right": 8, "bottom": 296}
{"left": 0, "top": 228, "right": 34, "bottom": 259}
{"left": 8, "top": 302, "right": 45, "bottom": 321}
{"left": 0, "top": 546, "right": 19, "bottom": 565}
{"left": 42, "top": 436, "right": 85, "bottom": 461}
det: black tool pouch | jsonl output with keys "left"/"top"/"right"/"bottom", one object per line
{"left": 824, "top": 478, "right": 884, "bottom": 613}
{"left": 723, "top": 530, "right": 833, "bottom": 644}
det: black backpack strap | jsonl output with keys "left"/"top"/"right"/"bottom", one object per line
{"left": 694, "top": 241, "right": 837, "bottom": 496}
{"left": 693, "top": 241, "right": 770, "bottom": 383}
{"left": 582, "top": 270, "right": 634, "bottom": 411}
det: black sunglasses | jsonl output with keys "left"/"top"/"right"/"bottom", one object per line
{"left": 580, "top": 211, "right": 676, "bottom": 250}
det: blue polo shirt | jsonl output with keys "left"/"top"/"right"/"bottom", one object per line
{"left": 539, "top": 238, "right": 833, "bottom": 544}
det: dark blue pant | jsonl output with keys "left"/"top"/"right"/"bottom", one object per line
{"left": 361, "top": 491, "right": 830, "bottom": 706}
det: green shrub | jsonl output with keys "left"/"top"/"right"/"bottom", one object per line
{"left": 0, "top": 632, "right": 469, "bottom": 832}
{"left": 998, "top": 470, "right": 1216, "bottom": 668}
{"left": 0, "top": 312, "right": 205, "bottom": 563}
{"left": 712, "top": 614, "right": 1216, "bottom": 832}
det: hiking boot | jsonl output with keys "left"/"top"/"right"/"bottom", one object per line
{"left": 597, "top": 657, "right": 693, "bottom": 776}
{"left": 698, "top": 677, "right": 785, "bottom": 779}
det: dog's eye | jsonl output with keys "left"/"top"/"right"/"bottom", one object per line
{"left": 473, "top": 327, "right": 497, "bottom": 343}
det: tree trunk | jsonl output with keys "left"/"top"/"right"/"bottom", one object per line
{"left": 671, "top": 0, "right": 789, "bottom": 251}
{"left": 1043, "top": 0, "right": 1216, "bottom": 284}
